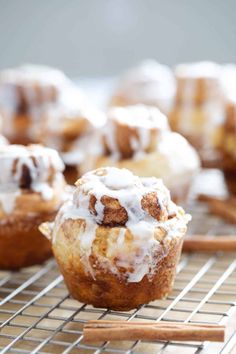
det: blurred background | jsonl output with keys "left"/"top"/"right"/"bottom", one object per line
{"left": 0, "top": 0, "right": 235, "bottom": 78}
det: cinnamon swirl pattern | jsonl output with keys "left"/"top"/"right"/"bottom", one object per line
{"left": 81, "top": 105, "right": 200, "bottom": 203}
{"left": 0, "top": 144, "right": 66, "bottom": 269}
{"left": 41, "top": 167, "right": 190, "bottom": 310}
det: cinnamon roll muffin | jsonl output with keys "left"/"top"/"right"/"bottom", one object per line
{"left": 40, "top": 88, "right": 106, "bottom": 184}
{"left": 219, "top": 97, "right": 236, "bottom": 194}
{"left": 110, "top": 60, "right": 176, "bottom": 113}
{"left": 81, "top": 105, "right": 200, "bottom": 203}
{"left": 0, "top": 144, "right": 66, "bottom": 269}
{"left": 40, "top": 167, "right": 190, "bottom": 310}
{"left": 169, "top": 61, "right": 224, "bottom": 165}
{"left": 0, "top": 64, "right": 69, "bottom": 144}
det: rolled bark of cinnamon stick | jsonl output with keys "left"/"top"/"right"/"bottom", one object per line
{"left": 83, "top": 320, "right": 225, "bottom": 342}
{"left": 197, "top": 194, "right": 236, "bottom": 225}
{"left": 183, "top": 235, "right": 236, "bottom": 252}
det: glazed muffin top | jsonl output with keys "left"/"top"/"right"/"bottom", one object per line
{"left": 74, "top": 167, "right": 172, "bottom": 226}
{"left": 104, "top": 104, "right": 169, "bottom": 159}
{"left": 60, "top": 167, "right": 189, "bottom": 229}
{"left": 0, "top": 64, "right": 69, "bottom": 115}
{"left": 0, "top": 145, "right": 64, "bottom": 213}
{"left": 0, "top": 144, "right": 64, "bottom": 188}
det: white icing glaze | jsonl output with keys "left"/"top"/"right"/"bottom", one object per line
{"left": 104, "top": 105, "right": 169, "bottom": 158}
{"left": 175, "top": 61, "right": 222, "bottom": 79}
{"left": 151, "top": 131, "right": 200, "bottom": 187}
{"left": 0, "top": 64, "right": 72, "bottom": 141}
{"left": 53, "top": 167, "right": 191, "bottom": 283}
{"left": 0, "top": 134, "right": 8, "bottom": 146}
{"left": 42, "top": 85, "right": 106, "bottom": 133}
{"left": 0, "top": 144, "right": 65, "bottom": 213}
{"left": 0, "top": 64, "right": 68, "bottom": 89}
{"left": 221, "top": 64, "right": 236, "bottom": 102}
{"left": 115, "top": 60, "right": 176, "bottom": 112}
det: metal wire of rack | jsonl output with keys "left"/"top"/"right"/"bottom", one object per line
{"left": 0, "top": 170, "right": 236, "bottom": 354}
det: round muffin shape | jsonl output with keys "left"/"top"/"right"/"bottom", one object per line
{"left": 169, "top": 61, "right": 224, "bottom": 165}
{"left": 110, "top": 59, "right": 176, "bottom": 113}
{"left": 41, "top": 167, "right": 191, "bottom": 310}
{"left": 81, "top": 105, "right": 200, "bottom": 203}
{"left": 0, "top": 144, "right": 66, "bottom": 269}
{"left": 0, "top": 64, "right": 69, "bottom": 144}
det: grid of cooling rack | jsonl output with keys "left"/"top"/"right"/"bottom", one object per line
{"left": 0, "top": 170, "right": 236, "bottom": 354}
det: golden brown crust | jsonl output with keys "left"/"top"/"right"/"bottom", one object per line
{"left": 53, "top": 221, "right": 183, "bottom": 310}
{"left": 0, "top": 189, "right": 64, "bottom": 217}
{"left": 0, "top": 210, "right": 57, "bottom": 269}
{"left": 141, "top": 192, "right": 168, "bottom": 221}
{"left": 224, "top": 101, "right": 236, "bottom": 133}
{"left": 88, "top": 194, "right": 128, "bottom": 227}
{"left": 219, "top": 101, "right": 236, "bottom": 177}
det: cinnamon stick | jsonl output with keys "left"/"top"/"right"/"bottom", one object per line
{"left": 209, "top": 200, "right": 236, "bottom": 224}
{"left": 197, "top": 194, "right": 236, "bottom": 225}
{"left": 83, "top": 320, "right": 225, "bottom": 343}
{"left": 183, "top": 235, "right": 236, "bottom": 252}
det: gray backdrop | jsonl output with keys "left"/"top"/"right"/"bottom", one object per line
{"left": 0, "top": 0, "right": 235, "bottom": 77}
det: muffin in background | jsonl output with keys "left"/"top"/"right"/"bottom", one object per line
{"left": 0, "top": 64, "right": 71, "bottom": 144}
{"left": 0, "top": 144, "right": 67, "bottom": 269}
{"left": 40, "top": 86, "right": 106, "bottom": 184}
{"left": 80, "top": 104, "right": 200, "bottom": 204}
{"left": 110, "top": 60, "right": 176, "bottom": 114}
{"left": 40, "top": 167, "right": 191, "bottom": 311}
{"left": 169, "top": 61, "right": 224, "bottom": 166}
{"left": 219, "top": 96, "right": 236, "bottom": 194}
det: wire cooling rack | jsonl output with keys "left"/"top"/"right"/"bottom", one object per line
{"left": 0, "top": 170, "right": 236, "bottom": 354}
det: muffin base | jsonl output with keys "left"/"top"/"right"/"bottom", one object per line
{"left": 0, "top": 211, "right": 56, "bottom": 270}
{"left": 55, "top": 236, "right": 183, "bottom": 311}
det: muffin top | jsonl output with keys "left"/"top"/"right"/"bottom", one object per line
{"left": 0, "top": 64, "right": 69, "bottom": 116}
{"left": 60, "top": 167, "right": 189, "bottom": 229}
{"left": 0, "top": 64, "right": 68, "bottom": 89}
{"left": 0, "top": 144, "right": 64, "bottom": 193}
{"left": 104, "top": 104, "right": 169, "bottom": 159}
{"left": 115, "top": 60, "right": 175, "bottom": 100}
{"left": 74, "top": 167, "right": 173, "bottom": 226}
